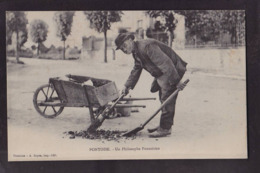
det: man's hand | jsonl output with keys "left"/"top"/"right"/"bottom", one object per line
{"left": 121, "top": 86, "right": 130, "bottom": 96}
{"left": 176, "top": 80, "right": 186, "bottom": 90}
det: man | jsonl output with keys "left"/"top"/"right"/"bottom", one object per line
{"left": 115, "top": 32, "right": 187, "bottom": 138}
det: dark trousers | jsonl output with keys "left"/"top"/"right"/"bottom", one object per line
{"left": 155, "top": 68, "right": 179, "bottom": 130}
{"left": 159, "top": 87, "right": 178, "bottom": 129}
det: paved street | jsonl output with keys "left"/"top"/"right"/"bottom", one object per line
{"left": 7, "top": 53, "right": 247, "bottom": 160}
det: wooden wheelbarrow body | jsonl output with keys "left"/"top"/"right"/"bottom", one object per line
{"left": 33, "top": 74, "right": 155, "bottom": 122}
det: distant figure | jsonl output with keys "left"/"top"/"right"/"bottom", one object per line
{"left": 115, "top": 33, "right": 188, "bottom": 138}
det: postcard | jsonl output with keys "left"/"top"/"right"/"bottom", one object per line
{"left": 6, "top": 10, "right": 247, "bottom": 161}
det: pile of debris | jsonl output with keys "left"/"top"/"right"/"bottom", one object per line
{"left": 64, "top": 129, "right": 137, "bottom": 142}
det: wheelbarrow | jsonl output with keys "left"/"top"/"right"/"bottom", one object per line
{"left": 33, "top": 74, "right": 155, "bottom": 124}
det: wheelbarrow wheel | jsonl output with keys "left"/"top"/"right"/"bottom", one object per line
{"left": 33, "top": 84, "right": 64, "bottom": 118}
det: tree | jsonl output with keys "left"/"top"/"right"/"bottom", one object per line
{"left": 219, "top": 10, "right": 245, "bottom": 46}
{"left": 19, "top": 29, "right": 28, "bottom": 47}
{"left": 147, "top": 11, "right": 177, "bottom": 47}
{"left": 154, "top": 21, "right": 165, "bottom": 32}
{"left": 174, "top": 10, "right": 245, "bottom": 46}
{"left": 84, "top": 11, "right": 123, "bottom": 63}
{"left": 29, "top": 20, "right": 49, "bottom": 55}
{"left": 7, "top": 30, "right": 28, "bottom": 47}
{"left": 31, "top": 45, "right": 37, "bottom": 51}
{"left": 173, "top": 10, "right": 211, "bottom": 43}
{"left": 6, "top": 11, "right": 28, "bottom": 63}
{"left": 6, "top": 26, "right": 13, "bottom": 45}
{"left": 53, "top": 11, "right": 75, "bottom": 60}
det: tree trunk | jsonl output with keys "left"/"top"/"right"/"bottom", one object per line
{"left": 63, "top": 40, "right": 66, "bottom": 60}
{"left": 167, "top": 31, "right": 173, "bottom": 48}
{"left": 231, "top": 27, "right": 237, "bottom": 47}
{"left": 112, "top": 49, "right": 115, "bottom": 60}
{"left": 15, "top": 30, "right": 19, "bottom": 63}
{"left": 234, "top": 28, "right": 237, "bottom": 47}
{"left": 234, "top": 24, "right": 238, "bottom": 47}
{"left": 37, "top": 42, "right": 39, "bottom": 55}
{"left": 104, "top": 30, "right": 107, "bottom": 63}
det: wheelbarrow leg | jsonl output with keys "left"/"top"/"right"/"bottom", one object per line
{"left": 83, "top": 86, "right": 96, "bottom": 123}
{"left": 88, "top": 106, "right": 95, "bottom": 123}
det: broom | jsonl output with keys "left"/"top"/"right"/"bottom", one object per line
{"left": 86, "top": 94, "right": 125, "bottom": 133}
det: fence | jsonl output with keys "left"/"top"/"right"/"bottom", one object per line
{"left": 184, "top": 43, "right": 245, "bottom": 49}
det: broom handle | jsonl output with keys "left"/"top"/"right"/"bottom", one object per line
{"left": 142, "top": 79, "right": 190, "bottom": 127}
{"left": 103, "top": 94, "right": 125, "bottom": 115}
{"left": 110, "top": 94, "right": 125, "bottom": 109}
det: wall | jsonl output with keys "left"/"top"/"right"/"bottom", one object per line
{"left": 175, "top": 48, "right": 246, "bottom": 77}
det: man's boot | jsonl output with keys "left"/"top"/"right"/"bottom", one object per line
{"left": 149, "top": 127, "right": 172, "bottom": 138}
{"left": 147, "top": 126, "right": 159, "bottom": 133}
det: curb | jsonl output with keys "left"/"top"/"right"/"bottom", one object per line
{"left": 187, "top": 71, "right": 246, "bottom": 80}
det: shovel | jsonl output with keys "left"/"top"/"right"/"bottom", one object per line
{"left": 122, "top": 79, "right": 189, "bottom": 137}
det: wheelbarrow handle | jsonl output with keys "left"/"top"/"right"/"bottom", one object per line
{"left": 120, "top": 97, "right": 156, "bottom": 101}
{"left": 113, "top": 104, "right": 146, "bottom": 108}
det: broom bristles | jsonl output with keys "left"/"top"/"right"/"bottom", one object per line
{"left": 87, "top": 118, "right": 104, "bottom": 133}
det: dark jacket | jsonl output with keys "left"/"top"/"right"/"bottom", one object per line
{"left": 125, "top": 39, "right": 187, "bottom": 89}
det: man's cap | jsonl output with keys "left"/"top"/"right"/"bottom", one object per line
{"left": 115, "top": 33, "right": 135, "bottom": 50}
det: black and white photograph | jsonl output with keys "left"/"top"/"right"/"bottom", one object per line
{"left": 6, "top": 10, "right": 247, "bottom": 161}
